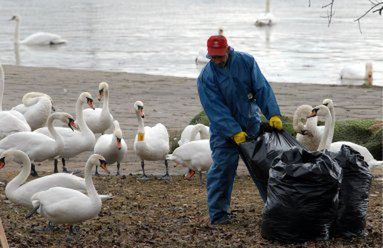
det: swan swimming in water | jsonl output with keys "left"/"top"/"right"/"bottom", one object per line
{"left": 340, "top": 62, "right": 373, "bottom": 86}
{"left": 255, "top": 0, "right": 275, "bottom": 27}
{"left": 10, "top": 15, "right": 67, "bottom": 46}
{"left": 27, "top": 154, "right": 109, "bottom": 233}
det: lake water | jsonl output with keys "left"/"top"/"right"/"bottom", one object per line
{"left": 1, "top": 0, "right": 382, "bottom": 86}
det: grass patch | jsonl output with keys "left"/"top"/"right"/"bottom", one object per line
{"left": 187, "top": 111, "right": 382, "bottom": 160}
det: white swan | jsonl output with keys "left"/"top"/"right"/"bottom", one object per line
{"left": 133, "top": 101, "right": 170, "bottom": 179}
{"left": 292, "top": 104, "right": 324, "bottom": 151}
{"left": 0, "top": 150, "right": 103, "bottom": 209}
{"left": 12, "top": 92, "right": 55, "bottom": 130}
{"left": 28, "top": 154, "right": 107, "bottom": 231}
{"left": 340, "top": 62, "right": 373, "bottom": 86}
{"left": 322, "top": 99, "right": 335, "bottom": 145}
{"left": 309, "top": 105, "right": 383, "bottom": 168}
{"left": 10, "top": 15, "right": 67, "bottom": 46}
{"left": 167, "top": 139, "right": 212, "bottom": 186}
{"left": 255, "top": 0, "right": 275, "bottom": 27}
{"left": 178, "top": 123, "right": 210, "bottom": 146}
{"left": 0, "top": 65, "right": 31, "bottom": 139}
{"left": 94, "top": 120, "right": 127, "bottom": 175}
{"left": 83, "top": 82, "right": 114, "bottom": 134}
{"left": 0, "top": 112, "right": 77, "bottom": 176}
{"left": 34, "top": 92, "right": 96, "bottom": 172}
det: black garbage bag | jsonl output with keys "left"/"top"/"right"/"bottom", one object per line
{"left": 261, "top": 147, "right": 342, "bottom": 242}
{"left": 238, "top": 122, "right": 305, "bottom": 184}
{"left": 332, "top": 145, "right": 372, "bottom": 238}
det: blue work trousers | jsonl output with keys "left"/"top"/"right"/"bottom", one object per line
{"left": 206, "top": 143, "right": 267, "bottom": 224}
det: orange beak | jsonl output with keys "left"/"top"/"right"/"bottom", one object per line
{"left": 116, "top": 140, "right": 122, "bottom": 150}
{"left": 99, "top": 160, "right": 110, "bottom": 174}
{"left": 184, "top": 169, "right": 196, "bottom": 180}
{"left": 0, "top": 158, "right": 5, "bottom": 169}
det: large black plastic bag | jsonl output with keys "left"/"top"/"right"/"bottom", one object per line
{"left": 333, "top": 145, "right": 372, "bottom": 238}
{"left": 261, "top": 148, "right": 342, "bottom": 242}
{"left": 238, "top": 123, "right": 305, "bottom": 183}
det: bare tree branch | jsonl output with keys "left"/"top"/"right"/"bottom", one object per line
{"left": 322, "top": 0, "right": 335, "bottom": 26}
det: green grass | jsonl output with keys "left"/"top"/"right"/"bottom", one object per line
{"left": 185, "top": 111, "right": 382, "bottom": 160}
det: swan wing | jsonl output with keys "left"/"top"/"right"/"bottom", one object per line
{"left": 83, "top": 108, "right": 114, "bottom": 134}
{"left": 0, "top": 112, "right": 31, "bottom": 138}
{"left": 12, "top": 98, "right": 52, "bottom": 130}
{"left": 0, "top": 132, "right": 56, "bottom": 161}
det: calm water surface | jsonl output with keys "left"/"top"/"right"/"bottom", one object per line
{"left": 0, "top": 0, "right": 382, "bottom": 86}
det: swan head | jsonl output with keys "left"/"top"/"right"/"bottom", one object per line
{"left": 0, "top": 149, "right": 29, "bottom": 169}
{"left": 89, "top": 154, "right": 109, "bottom": 174}
{"left": 308, "top": 105, "right": 330, "bottom": 119}
{"left": 114, "top": 130, "right": 123, "bottom": 150}
{"left": 322, "top": 99, "right": 334, "bottom": 109}
{"left": 98, "top": 82, "right": 109, "bottom": 101}
{"left": 61, "top": 112, "right": 78, "bottom": 131}
{"left": 293, "top": 104, "right": 313, "bottom": 132}
{"left": 80, "top": 92, "right": 95, "bottom": 110}
{"left": 9, "top": 15, "right": 20, "bottom": 22}
{"left": 134, "top": 101, "right": 145, "bottom": 118}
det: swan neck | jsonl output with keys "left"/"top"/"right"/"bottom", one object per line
{"left": 84, "top": 161, "right": 100, "bottom": 204}
{"left": 317, "top": 112, "right": 332, "bottom": 151}
{"left": 265, "top": 0, "right": 270, "bottom": 13}
{"left": 0, "top": 65, "right": 4, "bottom": 111}
{"left": 190, "top": 124, "right": 209, "bottom": 141}
{"left": 136, "top": 114, "right": 145, "bottom": 133}
{"left": 327, "top": 107, "right": 335, "bottom": 145}
{"left": 76, "top": 98, "right": 91, "bottom": 133}
{"left": 47, "top": 114, "right": 64, "bottom": 152}
{"left": 14, "top": 20, "right": 20, "bottom": 44}
{"left": 5, "top": 152, "right": 31, "bottom": 195}
{"left": 102, "top": 90, "right": 109, "bottom": 113}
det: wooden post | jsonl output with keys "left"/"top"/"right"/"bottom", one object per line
{"left": 0, "top": 217, "right": 9, "bottom": 248}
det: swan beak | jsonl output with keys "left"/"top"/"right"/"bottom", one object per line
{"left": 68, "top": 120, "right": 78, "bottom": 131}
{"left": 307, "top": 109, "right": 318, "bottom": 118}
{"left": 87, "top": 100, "right": 95, "bottom": 110}
{"left": 184, "top": 169, "right": 196, "bottom": 180}
{"left": 0, "top": 157, "right": 5, "bottom": 169}
{"left": 51, "top": 105, "right": 56, "bottom": 112}
{"left": 98, "top": 90, "right": 103, "bottom": 101}
{"left": 99, "top": 160, "right": 110, "bottom": 174}
{"left": 140, "top": 109, "right": 145, "bottom": 118}
{"left": 116, "top": 139, "right": 122, "bottom": 150}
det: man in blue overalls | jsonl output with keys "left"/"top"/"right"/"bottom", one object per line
{"left": 197, "top": 34, "right": 283, "bottom": 225}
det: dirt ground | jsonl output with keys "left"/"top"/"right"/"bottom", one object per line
{"left": 0, "top": 66, "right": 382, "bottom": 247}
{"left": 0, "top": 171, "right": 382, "bottom": 248}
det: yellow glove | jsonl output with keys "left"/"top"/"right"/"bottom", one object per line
{"left": 233, "top": 131, "right": 247, "bottom": 145}
{"left": 269, "top": 115, "right": 283, "bottom": 130}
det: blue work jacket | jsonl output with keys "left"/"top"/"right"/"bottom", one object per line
{"left": 197, "top": 47, "right": 281, "bottom": 148}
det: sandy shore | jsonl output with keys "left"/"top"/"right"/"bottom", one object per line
{"left": 1, "top": 65, "right": 382, "bottom": 176}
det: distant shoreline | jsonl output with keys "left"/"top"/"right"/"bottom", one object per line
{"left": 5, "top": 64, "right": 382, "bottom": 88}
